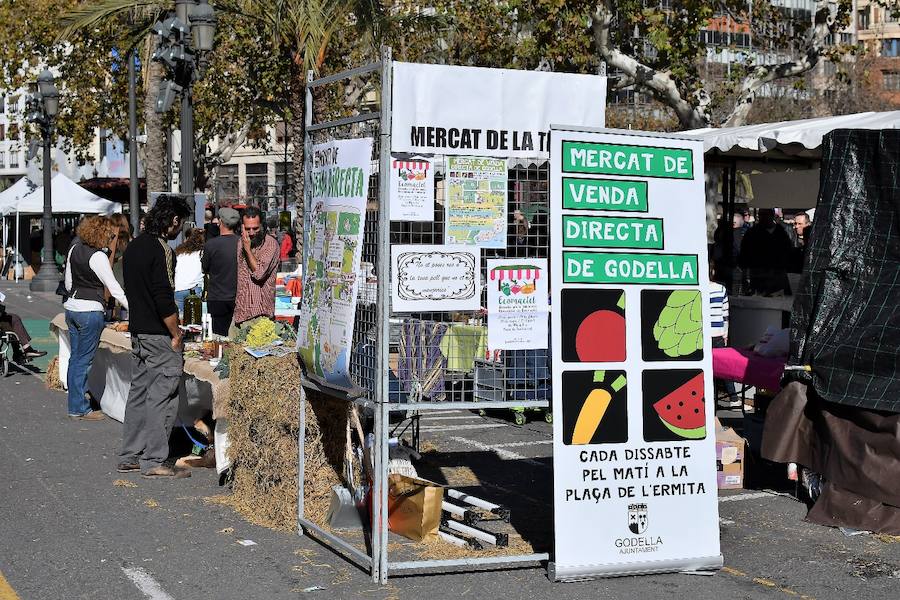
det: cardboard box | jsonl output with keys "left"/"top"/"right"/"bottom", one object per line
{"left": 715, "top": 418, "right": 747, "bottom": 490}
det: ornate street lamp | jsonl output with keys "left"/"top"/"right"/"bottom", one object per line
{"left": 190, "top": 0, "right": 217, "bottom": 53}
{"left": 152, "top": 0, "right": 217, "bottom": 223}
{"left": 27, "top": 70, "right": 61, "bottom": 292}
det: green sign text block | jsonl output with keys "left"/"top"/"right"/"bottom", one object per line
{"left": 563, "top": 252, "right": 699, "bottom": 285}
{"left": 562, "top": 178, "right": 648, "bottom": 212}
{"left": 563, "top": 141, "right": 694, "bottom": 179}
{"left": 563, "top": 216, "right": 664, "bottom": 249}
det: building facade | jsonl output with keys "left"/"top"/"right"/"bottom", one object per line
{"left": 0, "top": 92, "right": 27, "bottom": 191}
{"left": 856, "top": 0, "right": 900, "bottom": 102}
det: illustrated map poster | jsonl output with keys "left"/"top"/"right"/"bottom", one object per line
{"left": 549, "top": 128, "right": 722, "bottom": 581}
{"left": 389, "top": 155, "right": 434, "bottom": 221}
{"left": 391, "top": 244, "right": 480, "bottom": 313}
{"left": 486, "top": 258, "right": 549, "bottom": 350}
{"left": 297, "top": 137, "right": 373, "bottom": 391}
{"left": 445, "top": 156, "right": 507, "bottom": 248}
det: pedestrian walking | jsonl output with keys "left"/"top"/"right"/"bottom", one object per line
{"left": 62, "top": 216, "right": 129, "bottom": 420}
{"left": 118, "top": 195, "right": 192, "bottom": 478}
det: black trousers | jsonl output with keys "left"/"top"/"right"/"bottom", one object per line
{"left": 206, "top": 300, "right": 235, "bottom": 337}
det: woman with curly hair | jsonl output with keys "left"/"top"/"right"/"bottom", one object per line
{"left": 62, "top": 215, "right": 129, "bottom": 420}
{"left": 173, "top": 228, "right": 205, "bottom": 315}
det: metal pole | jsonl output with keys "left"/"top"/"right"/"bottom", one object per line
{"left": 374, "top": 45, "right": 393, "bottom": 585}
{"left": 180, "top": 82, "right": 195, "bottom": 209}
{"left": 30, "top": 122, "right": 60, "bottom": 291}
{"left": 283, "top": 114, "right": 289, "bottom": 212}
{"left": 128, "top": 50, "right": 140, "bottom": 233}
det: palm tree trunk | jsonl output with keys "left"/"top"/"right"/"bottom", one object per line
{"left": 290, "top": 58, "right": 306, "bottom": 249}
{"left": 143, "top": 36, "right": 167, "bottom": 193}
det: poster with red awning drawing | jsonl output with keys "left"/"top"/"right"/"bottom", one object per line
{"left": 389, "top": 154, "right": 434, "bottom": 221}
{"left": 486, "top": 258, "right": 549, "bottom": 350}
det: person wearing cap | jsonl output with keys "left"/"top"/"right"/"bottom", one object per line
{"left": 202, "top": 207, "right": 241, "bottom": 336}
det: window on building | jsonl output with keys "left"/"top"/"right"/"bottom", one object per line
{"left": 883, "top": 71, "right": 900, "bottom": 91}
{"left": 275, "top": 162, "right": 295, "bottom": 201}
{"left": 0, "top": 124, "right": 5, "bottom": 140}
{"left": 245, "top": 163, "right": 269, "bottom": 199}
{"left": 275, "top": 122, "right": 291, "bottom": 145}
{"left": 215, "top": 164, "right": 239, "bottom": 202}
{"left": 0, "top": 95, "right": 5, "bottom": 114}
{"left": 9, "top": 150, "right": 19, "bottom": 168}
{"left": 858, "top": 9, "right": 870, "bottom": 30}
{"left": 884, "top": 39, "right": 900, "bottom": 57}
{"left": 0, "top": 151, "right": 5, "bottom": 169}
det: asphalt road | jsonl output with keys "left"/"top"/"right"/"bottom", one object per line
{"left": 0, "top": 282, "right": 897, "bottom": 599}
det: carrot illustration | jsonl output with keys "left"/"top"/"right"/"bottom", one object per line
{"left": 571, "top": 371, "right": 627, "bottom": 445}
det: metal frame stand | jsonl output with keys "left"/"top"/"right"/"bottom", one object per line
{"left": 297, "top": 48, "right": 550, "bottom": 584}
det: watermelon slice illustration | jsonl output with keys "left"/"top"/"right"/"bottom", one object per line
{"left": 651, "top": 372, "right": 706, "bottom": 439}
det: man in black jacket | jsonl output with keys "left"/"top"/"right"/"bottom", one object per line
{"left": 118, "top": 195, "right": 192, "bottom": 478}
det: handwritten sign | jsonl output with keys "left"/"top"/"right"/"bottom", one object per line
{"left": 391, "top": 245, "right": 481, "bottom": 312}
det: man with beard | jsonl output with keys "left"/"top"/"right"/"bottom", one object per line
{"left": 234, "top": 206, "right": 280, "bottom": 325}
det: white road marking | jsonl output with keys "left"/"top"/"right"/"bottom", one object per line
{"left": 121, "top": 567, "right": 175, "bottom": 600}
{"left": 492, "top": 440, "right": 553, "bottom": 448}
{"left": 718, "top": 491, "right": 775, "bottom": 503}
{"left": 448, "top": 436, "right": 548, "bottom": 468}
{"left": 418, "top": 415, "right": 484, "bottom": 421}
{"left": 419, "top": 423, "right": 507, "bottom": 432}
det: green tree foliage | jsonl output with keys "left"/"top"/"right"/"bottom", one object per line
{"left": 0, "top": 0, "right": 130, "bottom": 161}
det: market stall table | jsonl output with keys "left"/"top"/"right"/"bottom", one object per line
{"left": 49, "top": 313, "right": 230, "bottom": 423}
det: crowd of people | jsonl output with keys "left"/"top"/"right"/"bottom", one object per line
{"left": 56, "top": 195, "right": 282, "bottom": 478}
{"left": 714, "top": 207, "right": 813, "bottom": 295}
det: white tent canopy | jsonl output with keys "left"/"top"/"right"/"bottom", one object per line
{"left": 688, "top": 111, "right": 900, "bottom": 160}
{"left": 0, "top": 173, "right": 121, "bottom": 216}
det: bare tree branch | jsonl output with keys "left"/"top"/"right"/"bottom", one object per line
{"left": 722, "top": 0, "right": 847, "bottom": 127}
{"left": 591, "top": 1, "right": 710, "bottom": 129}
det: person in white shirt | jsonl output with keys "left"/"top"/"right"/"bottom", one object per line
{"left": 63, "top": 216, "right": 129, "bottom": 420}
{"left": 709, "top": 261, "right": 739, "bottom": 409}
{"left": 173, "top": 228, "right": 205, "bottom": 316}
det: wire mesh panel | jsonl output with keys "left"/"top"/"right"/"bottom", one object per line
{"left": 388, "top": 160, "right": 552, "bottom": 408}
{"left": 302, "top": 65, "right": 383, "bottom": 403}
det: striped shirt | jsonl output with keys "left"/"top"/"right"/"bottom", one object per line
{"left": 234, "top": 234, "right": 280, "bottom": 324}
{"left": 709, "top": 282, "right": 729, "bottom": 339}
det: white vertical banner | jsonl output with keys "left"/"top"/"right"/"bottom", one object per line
{"left": 549, "top": 127, "right": 722, "bottom": 581}
{"left": 297, "top": 137, "right": 373, "bottom": 391}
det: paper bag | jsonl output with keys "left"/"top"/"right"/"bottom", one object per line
{"left": 387, "top": 474, "right": 444, "bottom": 542}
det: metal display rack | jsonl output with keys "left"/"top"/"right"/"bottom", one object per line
{"left": 297, "top": 48, "right": 551, "bottom": 583}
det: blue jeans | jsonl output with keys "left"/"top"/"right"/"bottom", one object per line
{"left": 65, "top": 310, "right": 105, "bottom": 416}
{"left": 174, "top": 286, "right": 202, "bottom": 316}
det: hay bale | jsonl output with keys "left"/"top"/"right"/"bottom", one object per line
{"left": 302, "top": 388, "right": 354, "bottom": 528}
{"left": 226, "top": 352, "right": 303, "bottom": 531}
{"left": 45, "top": 356, "right": 63, "bottom": 391}
{"left": 225, "top": 352, "right": 355, "bottom": 532}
